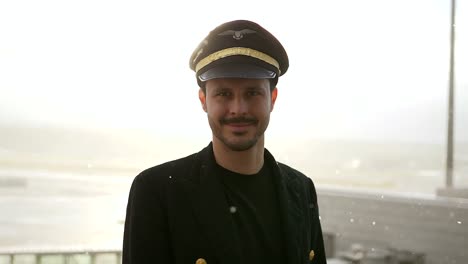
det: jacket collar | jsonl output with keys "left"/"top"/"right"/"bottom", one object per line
{"left": 181, "top": 142, "right": 303, "bottom": 263}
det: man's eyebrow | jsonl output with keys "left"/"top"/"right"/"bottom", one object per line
{"left": 246, "top": 86, "right": 266, "bottom": 91}
{"left": 213, "top": 85, "right": 229, "bottom": 90}
{"left": 210, "top": 86, "right": 232, "bottom": 93}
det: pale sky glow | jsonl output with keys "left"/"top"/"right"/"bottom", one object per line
{"left": 3, "top": 1, "right": 468, "bottom": 253}
{"left": 0, "top": 0, "right": 467, "bottom": 142}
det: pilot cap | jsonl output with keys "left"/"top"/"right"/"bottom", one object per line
{"left": 189, "top": 20, "right": 289, "bottom": 87}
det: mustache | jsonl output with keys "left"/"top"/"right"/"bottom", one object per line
{"left": 220, "top": 116, "right": 258, "bottom": 125}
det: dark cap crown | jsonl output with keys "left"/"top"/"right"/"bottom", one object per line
{"left": 189, "top": 20, "right": 289, "bottom": 86}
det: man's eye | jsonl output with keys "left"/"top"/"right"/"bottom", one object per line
{"left": 247, "top": 91, "right": 260, "bottom": 96}
{"left": 217, "top": 92, "right": 230, "bottom": 96}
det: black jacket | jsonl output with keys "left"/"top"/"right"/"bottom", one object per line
{"left": 123, "top": 143, "right": 326, "bottom": 264}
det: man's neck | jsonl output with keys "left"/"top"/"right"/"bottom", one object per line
{"left": 212, "top": 137, "right": 265, "bottom": 175}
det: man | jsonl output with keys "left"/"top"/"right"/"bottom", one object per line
{"left": 123, "top": 20, "right": 326, "bottom": 264}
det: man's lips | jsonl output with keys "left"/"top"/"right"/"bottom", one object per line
{"left": 220, "top": 117, "right": 257, "bottom": 132}
{"left": 222, "top": 120, "right": 256, "bottom": 133}
{"left": 226, "top": 122, "right": 254, "bottom": 127}
{"left": 225, "top": 122, "right": 253, "bottom": 133}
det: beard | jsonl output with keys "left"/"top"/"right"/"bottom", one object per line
{"left": 208, "top": 115, "right": 269, "bottom": 151}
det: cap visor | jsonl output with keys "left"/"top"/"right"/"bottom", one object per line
{"left": 198, "top": 64, "right": 276, "bottom": 82}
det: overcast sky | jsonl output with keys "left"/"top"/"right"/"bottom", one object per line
{"left": 0, "top": 0, "right": 467, "bottom": 143}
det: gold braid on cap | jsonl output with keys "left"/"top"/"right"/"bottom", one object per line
{"left": 195, "top": 47, "right": 280, "bottom": 74}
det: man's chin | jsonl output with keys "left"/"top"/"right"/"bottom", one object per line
{"left": 222, "top": 138, "right": 258, "bottom": 152}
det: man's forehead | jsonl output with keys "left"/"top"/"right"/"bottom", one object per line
{"left": 205, "top": 78, "right": 270, "bottom": 90}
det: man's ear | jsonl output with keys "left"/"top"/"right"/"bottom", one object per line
{"left": 199, "top": 89, "right": 207, "bottom": 112}
{"left": 270, "top": 87, "right": 278, "bottom": 112}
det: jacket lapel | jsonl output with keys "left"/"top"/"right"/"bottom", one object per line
{"left": 266, "top": 149, "right": 304, "bottom": 264}
{"left": 177, "top": 144, "right": 242, "bottom": 264}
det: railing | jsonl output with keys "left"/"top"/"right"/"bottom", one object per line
{"left": 318, "top": 186, "right": 467, "bottom": 264}
{"left": 0, "top": 248, "right": 121, "bottom": 264}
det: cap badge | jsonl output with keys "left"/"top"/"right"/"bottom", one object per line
{"left": 218, "top": 29, "right": 256, "bottom": 40}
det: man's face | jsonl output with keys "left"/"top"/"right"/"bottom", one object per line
{"left": 199, "top": 78, "right": 277, "bottom": 151}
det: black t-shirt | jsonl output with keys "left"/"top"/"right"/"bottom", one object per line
{"left": 215, "top": 163, "right": 286, "bottom": 264}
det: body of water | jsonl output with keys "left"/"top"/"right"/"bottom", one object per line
{"left": 0, "top": 169, "right": 133, "bottom": 250}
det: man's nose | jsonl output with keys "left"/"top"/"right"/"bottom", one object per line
{"left": 229, "top": 96, "right": 248, "bottom": 115}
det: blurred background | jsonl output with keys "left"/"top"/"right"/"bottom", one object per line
{"left": 0, "top": 0, "right": 467, "bottom": 263}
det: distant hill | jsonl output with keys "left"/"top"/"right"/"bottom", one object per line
{"left": 0, "top": 124, "right": 205, "bottom": 174}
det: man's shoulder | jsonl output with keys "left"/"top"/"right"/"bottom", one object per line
{"left": 277, "top": 162, "right": 309, "bottom": 181}
{"left": 276, "top": 161, "right": 319, "bottom": 202}
{"left": 135, "top": 152, "right": 198, "bottom": 183}
{"left": 265, "top": 148, "right": 311, "bottom": 184}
